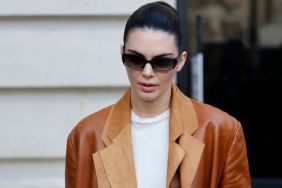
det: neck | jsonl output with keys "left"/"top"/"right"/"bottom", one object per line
{"left": 131, "top": 88, "right": 171, "bottom": 118}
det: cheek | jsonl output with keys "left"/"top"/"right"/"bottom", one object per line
{"left": 158, "top": 71, "right": 176, "bottom": 85}
{"left": 126, "top": 68, "right": 139, "bottom": 82}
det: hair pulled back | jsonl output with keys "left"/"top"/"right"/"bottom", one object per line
{"left": 123, "top": 1, "right": 183, "bottom": 52}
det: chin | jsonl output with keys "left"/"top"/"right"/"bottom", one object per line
{"left": 137, "top": 91, "right": 159, "bottom": 102}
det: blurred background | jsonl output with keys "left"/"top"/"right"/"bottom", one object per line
{"left": 183, "top": 0, "right": 282, "bottom": 187}
{"left": 0, "top": 0, "right": 281, "bottom": 187}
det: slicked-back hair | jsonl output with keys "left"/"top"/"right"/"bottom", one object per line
{"left": 123, "top": 1, "right": 183, "bottom": 52}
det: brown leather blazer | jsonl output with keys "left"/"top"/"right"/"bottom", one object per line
{"left": 65, "top": 84, "right": 251, "bottom": 188}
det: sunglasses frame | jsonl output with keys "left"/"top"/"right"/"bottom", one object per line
{"left": 121, "top": 53, "right": 179, "bottom": 71}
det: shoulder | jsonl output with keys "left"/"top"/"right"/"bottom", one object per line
{"left": 173, "top": 85, "right": 242, "bottom": 134}
{"left": 189, "top": 100, "right": 250, "bottom": 186}
{"left": 67, "top": 105, "right": 113, "bottom": 144}
{"left": 191, "top": 99, "right": 242, "bottom": 135}
{"left": 190, "top": 99, "right": 247, "bottom": 158}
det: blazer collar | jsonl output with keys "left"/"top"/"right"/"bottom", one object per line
{"left": 100, "top": 88, "right": 131, "bottom": 146}
{"left": 94, "top": 84, "right": 205, "bottom": 188}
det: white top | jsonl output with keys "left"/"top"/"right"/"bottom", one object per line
{"left": 131, "top": 109, "right": 170, "bottom": 188}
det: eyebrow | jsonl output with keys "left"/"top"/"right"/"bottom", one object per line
{"left": 127, "top": 49, "right": 174, "bottom": 58}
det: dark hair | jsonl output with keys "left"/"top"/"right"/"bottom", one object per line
{"left": 123, "top": 1, "right": 183, "bottom": 52}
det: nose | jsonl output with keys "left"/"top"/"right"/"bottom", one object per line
{"left": 142, "top": 63, "right": 154, "bottom": 78}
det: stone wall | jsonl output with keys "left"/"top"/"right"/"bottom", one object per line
{"left": 0, "top": 1, "right": 176, "bottom": 187}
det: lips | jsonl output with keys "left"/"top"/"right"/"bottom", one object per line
{"left": 139, "top": 82, "right": 157, "bottom": 92}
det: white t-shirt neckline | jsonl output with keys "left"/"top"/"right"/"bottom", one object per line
{"left": 131, "top": 109, "right": 170, "bottom": 125}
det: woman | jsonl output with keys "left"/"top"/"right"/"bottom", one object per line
{"left": 65, "top": 1, "right": 251, "bottom": 188}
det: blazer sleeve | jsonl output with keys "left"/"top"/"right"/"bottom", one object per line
{"left": 219, "top": 122, "right": 251, "bottom": 188}
{"left": 65, "top": 134, "right": 78, "bottom": 188}
{"left": 64, "top": 125, "right": 100, "bottom": 188}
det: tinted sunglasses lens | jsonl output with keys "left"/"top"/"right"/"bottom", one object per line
{"left": 152, "top": 58, "right": 177, "bottom": 71}
{"left": 122, "top": 53, "right": 178, "bottom": 71}
{"left": 122, "top": 54, "right": 145, "bottom": 69}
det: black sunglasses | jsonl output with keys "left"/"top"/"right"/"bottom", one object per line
{"left": 121, "top": 53, "right": 179, "bottom": 71}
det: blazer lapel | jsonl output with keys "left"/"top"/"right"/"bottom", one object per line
{"left": 166, "top": 85, "right": 186, "bottom": 186}
{"left": 167, "top": 85, "right": 205, "bottom": 188}
{"left": 95, "top": 125, "right": 137, "bottom": 188}
{"left": 179, "top": 135, "right": 205, "bottom": 188}
{"left": 93, "top": 89, "right": 137, "bottom": 188}
{"left": 167, "top": 142, "right": 185, "bottom": 186}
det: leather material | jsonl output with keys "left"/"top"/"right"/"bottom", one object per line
{"left": 65, "top": 84, "right": 251, "bottom": 188}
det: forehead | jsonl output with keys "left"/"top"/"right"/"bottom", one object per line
{"left": 125, "top": 28, "right": 178, "bottom": 56}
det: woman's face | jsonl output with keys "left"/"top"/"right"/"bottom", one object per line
{"left": 123, "top": 28, "right": 186, "bottom": 104}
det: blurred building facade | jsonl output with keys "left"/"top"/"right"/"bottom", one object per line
{"left": 188, "top": 0, "right": 282, "bottom": 50}
{"left": 0, "top": 1, "right": 175, "bottom": 187}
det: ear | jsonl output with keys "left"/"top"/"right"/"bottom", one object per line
{"left": 176, "top": 51, "right": 187, "bottom": 72}
{"left": 120, "top": 44, "right": 124, "bottom": 55}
